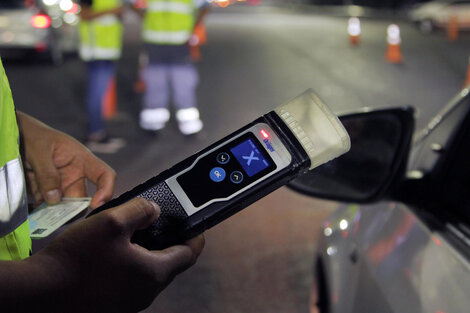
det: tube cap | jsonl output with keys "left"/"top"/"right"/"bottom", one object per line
{"left": 274, "top": 89, "right": 350, "bottom": 170}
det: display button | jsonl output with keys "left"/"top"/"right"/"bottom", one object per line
{"left": 210, "top": 167, "right": 226, "bottom": 182}
{"left": 230, "top": 171, "right": 244, "bottom": 184}
{"left": 217, "top": 152, "right": 230, "bottom": 164}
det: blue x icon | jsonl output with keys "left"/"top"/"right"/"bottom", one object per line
{"left": 242, "top": 151, "right": 259, "bottom": 166}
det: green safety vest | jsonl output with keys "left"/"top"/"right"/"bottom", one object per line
{"left": 0, "top": 58, "right": 31, "bottom": 261}
{"left": 143, "top": 0, "right": 196, "bottom": 45}
{"left": 79, "top": 0, "right": 123, "bottom": 61}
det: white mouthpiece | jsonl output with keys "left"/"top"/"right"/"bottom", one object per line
{"left": 274, "top": 89, "right": 350, "bottom": 170}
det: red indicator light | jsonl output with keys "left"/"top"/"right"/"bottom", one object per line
{"left": 31, "top": 14, "right": 51, "bottom": 29}
{"left": 261, "top": 129, "right": 269, "bottom": 139}
{"left": 67, "top": 3, "right": 80, "bottom": 15}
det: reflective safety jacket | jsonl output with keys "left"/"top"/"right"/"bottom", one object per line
{"left": 143, "top": 0, "right": 198, "bottom": 45}
{"left": 0, "top": 58, "right": 31, "bottom": 260}
{"left": 79, "top": 0, "right": 123, "bottom": 61}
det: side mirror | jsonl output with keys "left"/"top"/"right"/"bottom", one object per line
{"left": 288, "top": 107, "right": 415, "bottom": 203}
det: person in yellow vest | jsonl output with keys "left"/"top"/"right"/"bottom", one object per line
{"left": 79, "top": 0, "right": 126, "bottom": 153}
{"left": 0, "top": 58, "right": 204, "bottom": 311}
{"left": 137, "top": 0, "right": 209, "bottom": 135}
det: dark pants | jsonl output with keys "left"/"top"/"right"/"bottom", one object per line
{"left": 85, "top": 60, "right": 116, "bottom": 136}
{"left": 142, "top": 44, "right": 199, "bottom": 111}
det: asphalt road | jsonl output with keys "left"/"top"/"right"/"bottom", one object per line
{"left": 3, "top": 4, "right": 470, "bottom": 313}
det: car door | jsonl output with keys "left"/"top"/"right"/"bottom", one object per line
{"left": 296, "top": 89, "right": 470, "bottom": 313}
{"left": 351, "top": 88, "right": 470, "bottom": 313}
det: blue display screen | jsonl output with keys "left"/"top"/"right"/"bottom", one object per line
{"left": 230, "top": 138, "right": 271, "bottom": 177}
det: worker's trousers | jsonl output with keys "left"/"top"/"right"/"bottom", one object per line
{"left": 85, "top": 60, "right": 116, "bottom": 136}
{"left": 142, "top": 62, "right": 199, "bottom": 111}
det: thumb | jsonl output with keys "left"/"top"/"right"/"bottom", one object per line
{"left": 31, "top": 153, "right": 62, "bottom": 204}
{"left": 112, "top": 198, "right": 160, "bottom": 235}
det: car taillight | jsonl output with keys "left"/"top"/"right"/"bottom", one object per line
{"left": 31, "top": 14, "right": 51, "bottom": 29}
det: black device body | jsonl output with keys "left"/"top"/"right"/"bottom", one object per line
{"left": 87, "top": 112, "right": 311, "bottom": 250}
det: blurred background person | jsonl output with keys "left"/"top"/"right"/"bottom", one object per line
{"left": 137, "top": 0, "right": 209, "bottom": 135}
{"left": 79, "top": 0, "right": 126, "bottom": 153}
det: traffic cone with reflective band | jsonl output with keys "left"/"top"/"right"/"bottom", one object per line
{"left": 348, "top": 17, "right": 361, "bottom": 46}
{"left": 464, "top": 56, "right": 470, "bottom": 86}
{"left": 447, "top": 15, "right": 459, "bottom": 42}
{"left": 102, "top": 78, "right": 117, "bottom": 120}
{"left": 385, "top": 24, "right": 403, "bottom": 64}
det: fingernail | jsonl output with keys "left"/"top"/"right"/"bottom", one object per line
{"left": 149, "top": 201, "right": 160, "bottom": 214}
{"left": 45, "top": 189, "right": 61, "bottom": 203}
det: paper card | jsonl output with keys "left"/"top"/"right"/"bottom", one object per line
{"left": 28, "top": 198, "right": 91, "bottom": 238}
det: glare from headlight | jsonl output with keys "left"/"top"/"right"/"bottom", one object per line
{"left": 64, "top": 12, "right": 78, "bottom": 25}
{"left": 327, "top": 246, "right": 337, "bottom": 256}
{"left": 324, "top": 227, "right": 333, "bottom": 237}
{"left": 339, "top": 219, "right": 348, "bottom": 230}
{"left": 51, "top": 18, "right": 63, "bottom": 28}
{"left": 60, "top": 0, "right": 74, "bottom": 11}
{"left": 43, "top": 0, "right": 59, "bottom": 6}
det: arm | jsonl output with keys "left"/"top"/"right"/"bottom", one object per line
{"left": 194, "top": 5, "right": 209, "bottom": 29}
{"left": 79, "top": 3, "right": 124, "bottom": 21}
{"left": 129, "top": 1, "right": 146, "bottom": 18}
{"left": 0, "top": 198, "right": 205, "bottom": 312}
{"left": 5, "top": 113, "right": 205, "bottom": 311}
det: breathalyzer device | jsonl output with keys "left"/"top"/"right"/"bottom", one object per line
{"left": 87, "top": 89, "right": 351, "bottom": 250}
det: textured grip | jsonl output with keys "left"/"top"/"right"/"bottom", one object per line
{"left": 137, "top": 182, "right": 188, "bottom": 238}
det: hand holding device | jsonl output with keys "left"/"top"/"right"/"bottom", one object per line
{"left": 88, "top": 89, "right": 350, "bottom": 249}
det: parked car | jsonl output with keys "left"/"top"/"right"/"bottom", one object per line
{"left": 0, "top": 0, "right": 79, "bottom": 64}
{"left": 409, "top": 0, "right": 470, "bottom": 33}
{"left": 289, "top": 88, "right": 470, "bottom": 313}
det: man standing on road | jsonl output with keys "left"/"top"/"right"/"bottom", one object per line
{"left": 137, "top": 0, "right": 209, "bottom": 135}
{"left": 79, "top": 0, "right": 126, "bottom": 153}
{"left": 0, "top": 58, "right": 204, "bottom": 311}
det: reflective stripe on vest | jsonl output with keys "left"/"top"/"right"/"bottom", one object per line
{"left": 143, "top": 0, "right": 195, "bottom": 44}
{"left": 0, "top": 158, "right": 28, "bottom": 236}
{"left": 0, "top": 58, "right": 31, "bottom": 260}
{"left": 147, "top": 1, "right": 193, "bottom": 14}
{"left": 79, "top": 0, "right": 123, "bottom": 61}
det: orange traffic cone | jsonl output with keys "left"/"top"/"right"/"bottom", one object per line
{"left": 133, "top": 52, "right": 148, "bottom": 94}
{"left": 189, "top": 23, "right": 207, "bottom": 62}
{"left": 348, "top": 17, "right": 361, "bottom": 46}
{"left": 447, "top": 15, "right": 459, "bottom": 42}
{"left": 385, "top": 24, "right": 403, "bottom": 64}
{"left": 102, "top": 78, "right": 117, "bottom": 120}
{"left": 464, "top": 57, "right": 470, "bottom": 87}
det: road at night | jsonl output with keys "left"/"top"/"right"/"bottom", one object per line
{"left": 4, "top": 4, "right": 470, "bottom": 312}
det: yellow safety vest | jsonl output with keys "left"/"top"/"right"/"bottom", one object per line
{"left": 143, "top": 0, "right": 196, "bottom": 45}
{"left": 79, "top": 0, "right": 123, "bottom": 61}
{"left": 0, "top": 58, "right": 31, "bottom": 260}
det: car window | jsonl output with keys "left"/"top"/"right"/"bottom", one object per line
{"left": 437, "top": 112, "right": 470, "bottom": 225}
{"left": 409, "top": 89, "right": 470, "bottom": 227}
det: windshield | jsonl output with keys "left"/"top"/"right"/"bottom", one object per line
{"left": 0, "top": 0, "right": 32, "bottom": 9}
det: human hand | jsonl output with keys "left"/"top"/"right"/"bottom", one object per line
{"left": 22, "top": 198, "right": 204, "bottom": 312}
{"left": 16, "top": 112, "right": 116, "bottom": 209}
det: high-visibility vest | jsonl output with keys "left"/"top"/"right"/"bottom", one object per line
{"left": 0, "top": 58, "right": 31, "bottom": 261}
{"left": 143, "top": 0, "right": 197, "bottom": 45}
{"left": 79, "top": 0, "right": 123, "bottom": 61}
